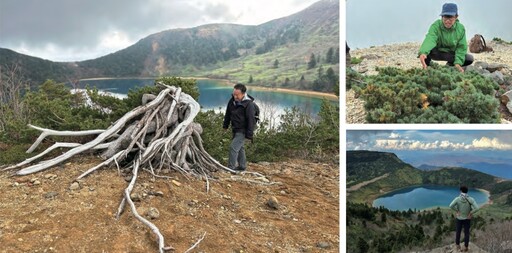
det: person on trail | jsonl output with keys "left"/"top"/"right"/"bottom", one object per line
{"left": 449, "top": 185, "right": 479, "bottom": 252}
{"left": 418, "top": 3, "right": 474, "bottom": 73}
{"left": 222, "top": 83, "right": 256, "bottom": 172}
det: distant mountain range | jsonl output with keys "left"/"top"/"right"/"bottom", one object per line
{"left": 0, "top": 0, "right": 339, "bottom": 90}
{"left": 416, "top": 162, "right": 512, "bottom": 179}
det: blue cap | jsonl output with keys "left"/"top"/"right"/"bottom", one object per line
{"left": 440, "top": 3, "right": 458, "bottom": 16}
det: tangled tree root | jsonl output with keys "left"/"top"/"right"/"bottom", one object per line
{"left": 4, "top": 83, "right": 257, "bottom": 252}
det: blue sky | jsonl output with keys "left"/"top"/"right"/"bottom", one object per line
{"left": 346, "top": 130, "right": 512, "bottom": 169}
{"left": 347, "top": 0, "right": 512, "bottom": 49}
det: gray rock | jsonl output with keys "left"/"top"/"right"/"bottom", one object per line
{"left": 505, "top": 76, "right": 512, "bottom": 87}
{"left": 491, "top": 71, "right": 505, "bottom": 84}
{"left": 44, "top": 174, "right": 57, "bottom": 180}
{"left": 124, "top": 175, "right": 133, "bottom": 182}
{"left": 130, "top": 193, "right": 142, "bottom": 202}
{"left": 474, "top": 61, "right": 488, "bottom": 69}
{"left": 507, "top": 102, "right": 512, "bottom": 115}
{"left": 317, "top": 242, "right": 331, "bottom": 249}
{"left": 148, "top": 191, "right": 164, "bottom": 197}
{"left": 464, "top": 65, "right": 478, "bottom": 73}
{"left": 487, "top": 63, "right": 509, "bottom": 72}
{"left": 146, "top": 207, "right": 160, "bottom": 219}
{"left": 44, "top": 192, "right": 59, "bottom": 199}
{"left": 69, "top": 182, "right": 80, "bottom": 191}
{"left": 267, "top": 196, "right": 279, "bottom": 210}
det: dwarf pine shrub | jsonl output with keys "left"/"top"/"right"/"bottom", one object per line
{"left": 352, "top": 66, "right": 500, "bottom": 123}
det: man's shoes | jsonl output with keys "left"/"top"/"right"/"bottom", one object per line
{"left": 455, "top": 244, "right": 461, "bottom": 251}
{"left": 234, "top": 167, "right": 246, "bottom": 171}
{"left": 229, "top": 167, "right": 246, "bottom": 174}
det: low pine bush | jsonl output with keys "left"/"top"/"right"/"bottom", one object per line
{"left": 352, "top": 66, "right": 500, "bottom": 123}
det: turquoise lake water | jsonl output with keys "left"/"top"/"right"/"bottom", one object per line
{"left": 372, "top": 185, "right": 489, "bottom": 211}
{"left": 77, "top": 78, "right": 337, "bottom": 120}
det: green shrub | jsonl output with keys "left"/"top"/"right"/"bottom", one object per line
{"left": 1, "top": 76, "right": 339, "bottom": 165}
{"left": 492, "top": 37, "right": 512, "bottom": 44}
{"left": 354, "top": 66, "right": 500, "bottom": 123}
{"left": 0, "top": 143, "right": 33, "bottom": 165}
{"left": 350, "top": 57, "right": 363, "bottom": 65}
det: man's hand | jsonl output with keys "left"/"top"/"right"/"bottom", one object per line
{"left": 419, "top": 54, "right": 428, "bottom": 69}
{"left": 455, "top": 64, "right": 464, "bottom": 73}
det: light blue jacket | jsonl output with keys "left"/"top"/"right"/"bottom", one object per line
{"left": 449, "top": 193, "right": 479, "bottom": 220}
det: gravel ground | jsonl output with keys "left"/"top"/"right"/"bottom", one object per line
{"left": 346, "top": 41, "right": 512, "bottom": 124}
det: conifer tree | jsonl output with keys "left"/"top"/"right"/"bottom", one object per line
{"left": 326, "top": 47, "right": 334, "bottom": 64}
{"left": 308, "top": 53, "right": 317, "bottom": 69}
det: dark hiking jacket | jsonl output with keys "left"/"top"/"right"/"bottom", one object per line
{"left": 223, "top": 94, "right": 256, "bottom": 139}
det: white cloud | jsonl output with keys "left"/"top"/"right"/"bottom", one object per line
{"left": 472, "top": 137, "right": 512, "bottom": 149}
{"left": 389, "top": 132, "right": 400, "bottom": 139}
{"left": 374, "top": 136, "right": 512, "bottom": 151}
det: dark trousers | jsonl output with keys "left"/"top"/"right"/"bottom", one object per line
{"left": 455, "top": 219, "right": 471, "bottom": 247}
{"left": 425, "top": 48, "right": 474, "bottom": 67}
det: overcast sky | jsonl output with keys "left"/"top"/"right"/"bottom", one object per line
{"left": 347, "top": 0, "right": 512, "bottom": 49}
{"left": 0, "top": 0, "right": 322, "bottom": 62}
{"left": 347, "top": 130, "right": 512, "bottom": 168}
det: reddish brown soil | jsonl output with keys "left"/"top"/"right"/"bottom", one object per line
{"left": 0, "top": 156, "right": 339, "bottom": 253}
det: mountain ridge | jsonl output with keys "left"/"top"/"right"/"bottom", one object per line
{"left": 347, "top": 150, "right": 509, "bottom": 204}
{"left": 0, "top": 0, "right": 339, "bottom": 89}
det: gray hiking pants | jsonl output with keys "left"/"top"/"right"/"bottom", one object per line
{"left": 228, "top": 132, "right": 247, "bottom": 170}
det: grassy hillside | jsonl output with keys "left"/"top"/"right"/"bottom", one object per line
{"left": 347, "top": 150, "right": 419, "bottom": 186}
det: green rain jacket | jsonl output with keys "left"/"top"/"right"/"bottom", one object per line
{"left": 449, "top": 193, "right": 479, "bottom": 220}
{"left": 418, "top": 19, "right": 468, "bottom": 66}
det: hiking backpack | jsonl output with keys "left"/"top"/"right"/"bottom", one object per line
{"left": 251, "top": 100, "right": 260, "bottom": 128}
{"left": 469, "top": 34, "right": 493, "bottom": 53}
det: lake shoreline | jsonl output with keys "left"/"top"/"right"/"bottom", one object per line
{"left": 79, "top": 76, "right": 339, "bottom": 101}
{"left": 476, "top": 188, "right": 493, "bottom": 207}
{"left": 371, "top": 184, "right": 491, "bottom": 211}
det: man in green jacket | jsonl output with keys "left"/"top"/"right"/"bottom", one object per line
{"left": 449, "top": 185, "right": 479, "bottom": 252}
{"left": 419, "top": 3, "right": 473, "bottom": 73}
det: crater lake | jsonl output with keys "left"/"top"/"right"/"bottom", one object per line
{"left": 372, "top": 185, "right": 489, "bottom": 211}
{"left": 75, "top": 78, "right": 338, "bottom": 124}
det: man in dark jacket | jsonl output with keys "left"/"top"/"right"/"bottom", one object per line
{"left": 418, "top": 3, "right": 473, "bottom": 73}
{"left": 223, "top": 83, "right": 256, "bottom": 172}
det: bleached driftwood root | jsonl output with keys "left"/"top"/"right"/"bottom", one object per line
{"left": 8, "top": 83, "right": 243, "bottom": 252}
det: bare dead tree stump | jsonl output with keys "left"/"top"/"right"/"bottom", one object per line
{"left": 4, "top": 83, "right": 239, "bottom": 252}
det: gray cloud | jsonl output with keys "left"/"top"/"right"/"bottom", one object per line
{"left": 0, "top": 0, "right": 212, "bottom": 59}
{"left": 1, "top": 0, "right": 318, "bottom": 61}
